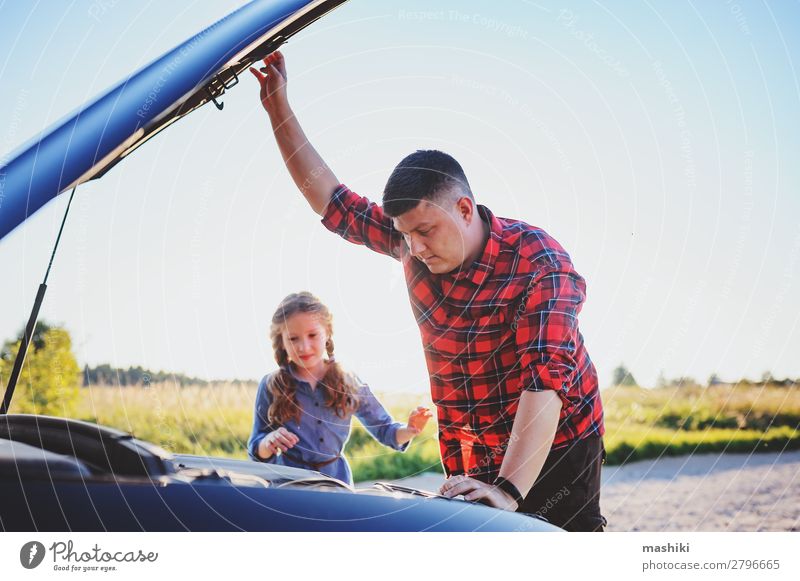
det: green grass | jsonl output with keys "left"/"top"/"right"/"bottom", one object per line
{"left": 74, "top": 381, "right": 800, "bottom": 482}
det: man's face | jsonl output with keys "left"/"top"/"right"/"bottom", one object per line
{"left": 392, "top": 197, "right": 470, "bottom": 274}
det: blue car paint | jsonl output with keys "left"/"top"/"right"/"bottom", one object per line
{"left": 0, "top": 0, "right": 328, "bottom": 242}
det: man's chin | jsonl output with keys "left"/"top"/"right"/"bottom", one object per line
{"left": 425, "top": 261, "right": 453, "bottom": 274}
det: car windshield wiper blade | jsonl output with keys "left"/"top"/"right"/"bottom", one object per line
{"left": 370, "top": 482, "right": 449, "bottom": 499}
{"left": 275, "top": 476, "right": 353, "bottom": 491}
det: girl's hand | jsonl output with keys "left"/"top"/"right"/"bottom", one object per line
{"left": 249, "top": 50, "right": 288, "bottom": 116}
{"left": 395, "top": 426, "right": 420, "bottom": 446}
{"left": 262, "top": 426, "right": 299, "bottom": 457}
{"left": 408, "top": 406, "right": 433, "bottom": 432}
{"left": 395, "top": 407, "right": 433, "bottom": 445}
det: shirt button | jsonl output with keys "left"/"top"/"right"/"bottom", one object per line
{"left": 314, "top": 402, "right": 319, "bottom": 407}
{"left": 319, "top": 437, "right": 324, "bottom": 442}
{"left": 317, "top": 419, "right": 321, "bottom": 424}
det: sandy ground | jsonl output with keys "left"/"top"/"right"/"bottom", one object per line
{"left": 360, "top": 451, "right": 800, "bottom": 531}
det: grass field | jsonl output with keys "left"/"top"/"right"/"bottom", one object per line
{"left": 75, "top": 381, "right": 800, "bottom": 482}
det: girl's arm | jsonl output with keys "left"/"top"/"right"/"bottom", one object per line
{"left": 353, "top": 382, "right": 430, "bottom": 451}
{"left": 247, "top": 375, "right": 300, "bottom": 461}
{"left": 247, "top": 376, "right": 274, "bottom": 461}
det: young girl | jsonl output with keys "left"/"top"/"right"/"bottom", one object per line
{"left": 247, "top": 291, "right": 432, "bottom": 485}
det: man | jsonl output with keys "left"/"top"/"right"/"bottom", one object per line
{"left": 250, "top": 51, "right": 606, "bottom": 531}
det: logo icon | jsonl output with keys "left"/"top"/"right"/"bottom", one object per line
{"left": 20, "top": 541, "right": 46, "bottom": 569}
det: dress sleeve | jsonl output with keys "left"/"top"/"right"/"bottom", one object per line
{"left": 352, "top": 379, "right": 409, "bottom": 452}
{"left": 320, "top": 184, "right": 405, "bottom": 261}
{"left": 247, "top": 375, "right": 276, "bottom": 461}
{"left": 514, "top": 264, "right": 586, "bottom": 409}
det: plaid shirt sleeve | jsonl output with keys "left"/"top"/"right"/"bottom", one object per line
{"left": 514, "top": 264, "right": 586, "bottom": 408}
{"left": 320, "top": 184, "right": 405, "bottom": 261}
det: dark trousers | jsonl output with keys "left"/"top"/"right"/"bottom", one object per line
{"left": 516, "top": 435, "right": 607, "bottom": 532}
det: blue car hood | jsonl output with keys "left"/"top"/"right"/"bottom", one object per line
{"left": 0, "top": 0, "right": 347, "bottom": 242}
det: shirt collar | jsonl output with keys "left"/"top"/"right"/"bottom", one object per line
{"left": 281, "top": 364, "right": 311, "bottom": 387}
{"left": 449, "top": 204, "right": 501, "bottom": 286}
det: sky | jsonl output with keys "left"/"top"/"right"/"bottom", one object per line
{"left": 0, "top": 0, "right": 798, "bottom": 393}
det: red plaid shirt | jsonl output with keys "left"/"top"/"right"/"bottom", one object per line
{"left": 322, "top": 185, "right": 604, "bottom": 481}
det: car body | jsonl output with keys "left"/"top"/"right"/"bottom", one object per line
{"left": 0, "top": 414, "right": 557, "bottom": 531}
{"left": 0, "top": 0, "right": 560, "bottom": 532}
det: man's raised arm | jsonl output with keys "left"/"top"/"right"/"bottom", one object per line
{"left": 250, "top": 51, "right": 338, "bottom": 216}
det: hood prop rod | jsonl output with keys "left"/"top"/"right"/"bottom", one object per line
{"left": 1, "top": 185, "right": 77, "bottom": 414}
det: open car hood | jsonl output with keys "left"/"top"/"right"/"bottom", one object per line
{"left": 0, "top": 0, "right": 347, "bottom": 242}
{"left": 0, "top": 414, "right": 564, "bottom": 531}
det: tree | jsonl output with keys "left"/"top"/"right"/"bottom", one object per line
{"left": 82, "top": 363, "right": 209, "bottom": 387}
{"left": 612, "top": 363, "right": 637, "bottom": 387}
{"left": 707, "top": 373, "right": 722, "bottom": 386}
{"left": 0, "top": 322, "right": 80, "bottom": 416}
{"left": 669, "top": 376, "right": 699, "bottom": 389}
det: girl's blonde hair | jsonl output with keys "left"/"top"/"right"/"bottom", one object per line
{"left": 267, "top": 291, "right": 359, "bottom": 425}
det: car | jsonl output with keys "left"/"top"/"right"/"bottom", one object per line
{"left": 0, "top": 0, "right": 560, "bottom": 532}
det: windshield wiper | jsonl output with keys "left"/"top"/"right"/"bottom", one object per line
{"left": 275, "top": 476, "right": 353, "bottom": 492}
{"left": 370, "top": 482, "right": 449, "bottom": 499}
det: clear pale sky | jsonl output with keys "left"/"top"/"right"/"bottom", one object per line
{"left": 1, "top": 0, "right": 798, "bottom": 392}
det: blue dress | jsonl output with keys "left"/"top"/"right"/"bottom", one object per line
{"left": 247, "top": 367, "right": 409, "bottom": 485}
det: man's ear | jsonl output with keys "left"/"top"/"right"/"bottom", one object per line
{"left": 455, "top": 196, "right": 475, "bottom": 225}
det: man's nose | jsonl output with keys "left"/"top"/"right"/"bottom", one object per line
{"left": 408, "top": 234, "right": 426, "bottom": 257}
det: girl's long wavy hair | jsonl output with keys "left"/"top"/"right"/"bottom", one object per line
{"left": 267, "top": 291, "right": 360, "bottom": 425}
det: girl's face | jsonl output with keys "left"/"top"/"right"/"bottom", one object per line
{"left": 281, "top": 311, "right": 329, "bottom": 374}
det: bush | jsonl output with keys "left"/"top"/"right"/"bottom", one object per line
{"left": 0, "top": 324, "right": 80, "bottom": 416}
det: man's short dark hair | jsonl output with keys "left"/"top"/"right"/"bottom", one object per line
{"left": 382, "top": 150, "right": 473, "bottom": 217}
